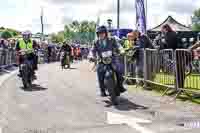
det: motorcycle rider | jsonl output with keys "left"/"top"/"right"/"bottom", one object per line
{"left": 60, "top": 42, "right": 72, "bottom": 64}
{"left": 89, "top": 25, "right": 126, "bottom": 97}
{"left": 16, "top": 31, "right": 37, "bottom": 79}
{"left": 60, "top": 41, "right": 72, "bottom": 55}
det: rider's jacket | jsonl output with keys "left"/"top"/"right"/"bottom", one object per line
{"left": 15, "top": 39, "right": 34, "bottom": 63}
{"left": 90, "top": 37, "right": 123, "bottom": 59}
{"left": 19, "top": 39, "right": 33, "bottom": 50}
{"left": 16, "top": 39, "right": 34, "bottom": 53}
{"left": 60, "top": 45, "right": 71, "bottom": 53}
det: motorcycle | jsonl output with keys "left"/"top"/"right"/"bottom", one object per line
{"left": 19, "top": 49, "right": 35, "bottom": 89}
{"left": 96, "top": 50, "right": 119, "bottom": 105}
{"left": 60, "top": 51, "right": 70, "bottom": 69}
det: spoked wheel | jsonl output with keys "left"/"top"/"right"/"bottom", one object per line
{"left": 104, "top": 72, "right": 118, "bottom": 105}
{"left": 21, "top": 65, "right": 32, "bottom": 89}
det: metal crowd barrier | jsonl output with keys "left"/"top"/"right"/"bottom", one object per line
{"left": 144, "top": 49, "right": 176, "bottom": 92}
{"left": 174, "top": 49, "right": 200, "bottom": 97}
{"left": 0, "top": 48, "right": 17, "bottom": 71}
{"left": 0, "top": 48, "right": 54, "bottom": 72}
{"left": 123, "top": 48, "right": 200, "bottom": 99}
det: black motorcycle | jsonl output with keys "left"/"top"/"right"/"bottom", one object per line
{"left": 60, "top": 51, "right": 70, "bottom": 69}
{"left": 97, "top": 50, "right": 119, "bottom": 105}
{"left": 19, "top": 49, "right": 35, "bottom": 89}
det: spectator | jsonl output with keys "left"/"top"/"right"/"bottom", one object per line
{"left": 134, "top": 30, "right": 153, "bottom": 86}
{"left": 124, "top": 32, "right": 137, "bottom": 78}
{"left": 0, "top": 39, "right": 6, "bottom": 48}
{"left": 161, "top": 24, "right": 185, "bottom": 90}
{"left": 161, "top": 24, "right": 178, "bottom": 49}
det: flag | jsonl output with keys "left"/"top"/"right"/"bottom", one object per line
{"left": 135, "top": 0, "right": 146, "bottom": 34}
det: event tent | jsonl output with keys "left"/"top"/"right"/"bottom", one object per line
{"left": 150, "top": 16, "right": 192, "bottom": 32}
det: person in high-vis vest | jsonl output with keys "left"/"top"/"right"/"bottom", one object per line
{"left": 123, "top": 32, "right": 137, "bottom": 77}
{"left": 16, "top": 31, "right": 37, "bottom": 78}
{"left": 123, "top": 32, "right": 136, "bottom": 50}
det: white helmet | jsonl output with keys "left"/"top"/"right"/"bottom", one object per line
{"left": 22, "top": 30, "right": 32, "bottom": 36}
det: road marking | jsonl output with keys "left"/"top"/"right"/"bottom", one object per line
{"left": 0, "top": 70, "right": 18, "bottom": 87}
{"left": 107, "top": 111, "right": 155, "bottom": 133}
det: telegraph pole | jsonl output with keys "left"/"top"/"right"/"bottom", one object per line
{"left": 41, "top": 7, "right": 44, "bottom": 41}
{"left": 117, "top": 0, "right": 120, "bottom": 37}
{"left": 145, "top": 0, "right": 147, "bottom": 29}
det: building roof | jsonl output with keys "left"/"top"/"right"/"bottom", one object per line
{"left": 150, "top": 16, "right": 192, "bottom": 32}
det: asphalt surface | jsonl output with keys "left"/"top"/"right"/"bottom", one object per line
{"left": 0, "top": 61, "right": 199, "bottom": 133}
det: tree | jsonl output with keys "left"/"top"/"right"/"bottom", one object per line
{"left": 192, "top": 8, "right": 200, "bottom": 31}
{"left": 1, "top": 31, "right": 13, "bottom": 39}
{"left": 0, "top": 27, "right": 5, "bottom": 30}
{"left": 194, "top": 9, "right": 200, "bottom": 17}
{"left": 50, "top": 32, "right": 64, "bottom": 43}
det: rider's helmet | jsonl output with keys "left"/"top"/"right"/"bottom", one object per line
{"left": 96, "top": 26, "right": 108, "bottom": 36}
{"left": 22, "top": 30, "right": 32, "bottom": 40}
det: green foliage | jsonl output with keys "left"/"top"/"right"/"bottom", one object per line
{"left": 1, "top": 30, "right": 13, "bottom": 39}
{"left": 0, "top": 27, "right": 20, "bottom": 38}
{"left": 194, "top": 9, "right": 200, "bottom": 18}
{"left": 50, "top": 32, "right": 64, "bottom": 43}
{"left": 192, "top": 23, "right": 200, "bottom": 31}
{"left": 49, "top": 20, "right": 96, "bottom": 44}
{"left": 192, "top": 8, "right": 200, "bottom": 31}
{"left": 63, "top": 20, "right": 96, "bottom": 43}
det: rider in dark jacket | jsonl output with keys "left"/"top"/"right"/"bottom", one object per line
{"left": 89, "top": 26, "right": 126, "bottom": 97}
{"left": 60, "top": 42, "right": 72, "bottom": 53}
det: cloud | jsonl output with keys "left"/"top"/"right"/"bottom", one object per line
{"left": 1, "top": 0, "right": 200, "bottom": 34}
{"left": 164, "top": 0, "right": 198, "bottom": 14}
{"left": 45, "top": 0, "right": 102, "bottom": 5}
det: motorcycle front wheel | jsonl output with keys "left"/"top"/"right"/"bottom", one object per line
{"left": 21, "top": 65, "right": 31, "bottom": 89}
{"left": 104, "top": 72, "right": 118, "bottom": 105}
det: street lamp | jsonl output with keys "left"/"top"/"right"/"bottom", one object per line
{"left": 107, "top": 19, "right": 112, "bottom": 30}
{"left": 117, "top": 0, "right": 120, "bottom": 37}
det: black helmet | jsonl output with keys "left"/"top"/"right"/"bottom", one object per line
{"left": 96, "top": 26, "right": 107, "bottom": 34}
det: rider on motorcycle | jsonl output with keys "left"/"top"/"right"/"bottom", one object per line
{"left": 16, "top": 31, "right": 37, "bottom": 79}
{"left": 89, "top": 25, "right": 126, "bottom": 97}
{"left": 60, "top": 41, "right": 72, "bottom": 56}
{"left": 60, "top": 42, "right": 72, "bottom": 63}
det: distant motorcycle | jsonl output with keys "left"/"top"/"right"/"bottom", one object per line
{"left": 60, "top": 51, "right": 70, "bottom": 69}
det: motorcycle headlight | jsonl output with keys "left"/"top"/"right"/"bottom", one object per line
{"left": 102, "top": 57, "right": 112, "bottom": 64}
{"left": 126, "top": 50, "right": 135, "bottom": 57}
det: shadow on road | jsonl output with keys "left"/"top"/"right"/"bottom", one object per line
{"left": 103, "top": 97, "right": 148, "bottom": 111}
{"left": 62, "top": 67, "right": 77, "bottom": 70}
{"left": 67, "top": 67, "right": 77, "bottom": 70}
{"left": 21, "top": 84, "right": 48, "bottom": 92}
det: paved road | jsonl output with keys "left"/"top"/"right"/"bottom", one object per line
{"left": 0, "top": 61, "right": 199, "bottom": 133}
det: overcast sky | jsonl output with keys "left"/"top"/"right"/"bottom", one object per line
{"left": 0, "top": 0, "right": 200, "bottom": 34}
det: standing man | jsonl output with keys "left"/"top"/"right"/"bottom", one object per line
{"left": 135, "top": 30, "right": 153, "bottom": 85}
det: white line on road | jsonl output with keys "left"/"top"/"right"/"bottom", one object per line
{"left": 107, "top": 111, "right": 155, "bottom": 133}
{"left": 0, "top": 70, "right": 18, "bottom": 87}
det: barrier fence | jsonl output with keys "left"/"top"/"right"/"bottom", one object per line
{"left": 123, "top": 48, "right": 200, "bottom": 99}
{"left": 0, "top": 48, "right": 17, "bottom": 70}
{"left": 0, "top": 48, "right": 57, "bottom": 72}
